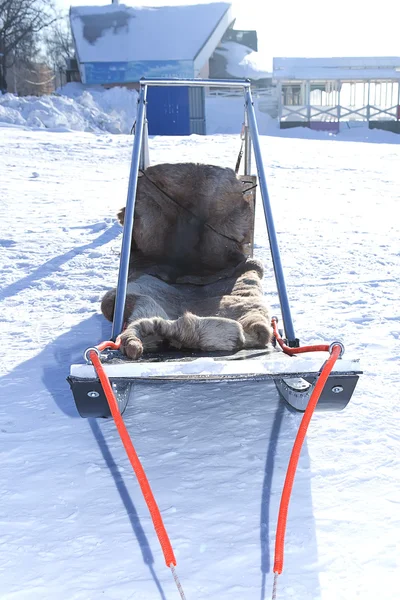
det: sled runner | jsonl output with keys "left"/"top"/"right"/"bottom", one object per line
{"left": 68, "top": 78, "right": 362, "bottom": 418}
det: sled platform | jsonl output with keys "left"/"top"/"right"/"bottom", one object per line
{"left": 68, "top": 78, "right": 362, "bottom": 418}
{"left": 68, "top": 346, "right": 362, "bottom": 418}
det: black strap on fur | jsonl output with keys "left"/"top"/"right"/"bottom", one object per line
{"left": 242, "top": 183, "right": 258, "bottom": 194}
{"left": 138, "top": 169, "right": 243, "bottom": 245}
{"left": 234, "top": 127, "right": 258, "bottom": 195}
{"left": 235, "top": 138, "right": 244, "bottom": 175}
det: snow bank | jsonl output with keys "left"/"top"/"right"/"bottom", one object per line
{"left": 0, "top": 83, "right": 138, "bottom": 133}
{"left": 1, "top": 81, "right": 399, "bottom": 143}
{"left": 214, "top": 41, "right": 271, "bottom": 80}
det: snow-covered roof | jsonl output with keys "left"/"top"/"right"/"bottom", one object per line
{"left": 70, "top": 3, "right": 234, "bottom": 84}
{"left": 273, "top": 57, "right": 400, "bottom": 81}
{"left": 213, "top": 41, "right": 271, "bottom": 81}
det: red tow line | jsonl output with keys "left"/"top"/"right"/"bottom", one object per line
{"left": 88, "top": 320, "right": 343, "bottom": 599}
{"left": 271, "top": 318, "right": 343, "bottom": 597}
{"left": 89, "top": 341, "right": 187, "bottom": 599}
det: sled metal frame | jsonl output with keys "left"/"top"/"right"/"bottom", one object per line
{"left": 69, "top": 356, "right": 361, "bottom": 418}
{"left": 68, "top": 78, "right": 362, "bottom": 418}
{"left": 111, "top": 78, "right": 296, "bottom": 344}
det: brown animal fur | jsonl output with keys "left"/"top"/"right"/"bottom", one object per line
{"left": 118, "top": 162, "right": 254, "bottom": 281}
{"left": 101, "top": 163, "right": 272, "bottom": 359}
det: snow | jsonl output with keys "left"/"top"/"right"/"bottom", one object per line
{"left": 70, "top": 3, "right": 232, "bottom": 63}
{"left": 273, "top": 56, "right": 400, "bottom": 80}
{"left": 214, "top": 41, "right": 272, "bottom": 80}
{"left": 2, "top": 83, "right": 400, "bottom": 144}
{"left": 70, "top": 356, "right": 361, "bottom": 379}
{"left": 1, "top": 117, "right": 400, "bottom": 599}
{"left": 0, "top": 83, "right": 138, "bottom": 133}
{"left": 275, "top": 56, "right": 400, "bottom": 67}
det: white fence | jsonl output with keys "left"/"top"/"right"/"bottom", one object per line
{"left": 279, "top": 80, "right": 400, "bottom": 122}
{"left": 206, "top": 86, "right": 279, "bottom": 118}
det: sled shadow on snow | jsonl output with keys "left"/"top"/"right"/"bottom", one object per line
{"left": 260, "top": 402, "right": 321, "bottom": 599}
{"left": 0, "top": 314, "right": 321, "bottom": 598}
{"left": 89, "top": 417, "right": 168, "bottom": 600}
{"left": 0, "top": 314, "right": 168, "bottom": 600}
{"left": 0, "top": 221, "right": 121, "bottom": 303}
{"left": 38, "top": 311, "right": 165, "bottom": 597}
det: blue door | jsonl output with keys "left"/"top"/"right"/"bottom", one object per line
{"left": 147, "top": 86, "right": 191, "bottom": 136}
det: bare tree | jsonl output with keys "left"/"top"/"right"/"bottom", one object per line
{"left": 0, "top": 0, "right": 57, "bottom": 93}
{"left": 44, "top": 14, "right": 74, "bottom": 84}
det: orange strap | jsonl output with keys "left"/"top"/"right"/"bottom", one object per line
{"left": 272, "top": 318, "right": 330, "bottom": 354}
{"left": 97, "top": 340, "right": 121, "bottom": 351}
{"left": 90, "top": 322, "right": 341, "bottom": 587}
{"left": 89, "top": 345, "right": 177, "bottom": 568}
{"left": 271, "top": 318, "right": 342, "bottom": 575}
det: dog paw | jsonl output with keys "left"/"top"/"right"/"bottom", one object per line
{"left": 119, "top": 331, "right": 143, "bottom": 360}
{"left": 246, "top": 321, "right": 273, "bottom": 347}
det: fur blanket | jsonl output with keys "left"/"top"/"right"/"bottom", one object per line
{"left": 101, "top": 163, "right": 272, "bottom": 358}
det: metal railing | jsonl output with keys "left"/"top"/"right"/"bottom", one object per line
{"left": 280, "top": 103, "right": 400, "bottom": 122}
{"left": 139, "top": 78, "right": 251, "bottom": 88}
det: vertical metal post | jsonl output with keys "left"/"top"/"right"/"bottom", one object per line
{"left": 300, "top": 81, "right": 306, "bottom": 105}
{"left": 245, "top": 89, "right": 297, "bottom": 343}
{"left": 140, "top": 117, "right": 150, "bottom": 170}
{"left": 277, "top": 80, "right": 283, "bottom": 124}
{"left": 243, "top": 89, "right": 252, "bottom": 175}
{"left": 362, "top": 81, "right": 366, "bottom": 117}
{"left": 111, "top": 85, "right": 148, "bottom": 340}
{"left": 306, "top": 81, "right": 311, "bottom": 123}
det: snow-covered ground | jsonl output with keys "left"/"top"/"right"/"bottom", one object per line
{"left": 1, "top": 125, "right": 399, "bottom": 600}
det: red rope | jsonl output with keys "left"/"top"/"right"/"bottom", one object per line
{"left": 271, "top": 318, "right": 342, "bottom": 576}
{"left": 97, "top": 340, "right": 121, "bottom": 351}
{"left": 89, "top": 322, "right": 342, "bottom": 594}
{"left": 89, "top": 342, "right": 177, "bottom": 569}
{"left": 272, "top": 318, "right": 330, "bottom": 355}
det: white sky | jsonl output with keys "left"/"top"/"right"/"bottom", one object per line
{"left": 60, "top": 0, "right": 400, "bottom": 69}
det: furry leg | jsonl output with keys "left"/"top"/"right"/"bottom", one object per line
{"left": 168, "top": 312, "right": 245, "bottom": 352}
{"left": 119, "top": 312, "right": 245, "bottom": 359}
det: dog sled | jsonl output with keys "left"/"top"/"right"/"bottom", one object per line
{"left": 68, "top": 78, "right": 362, "bottom": 419}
